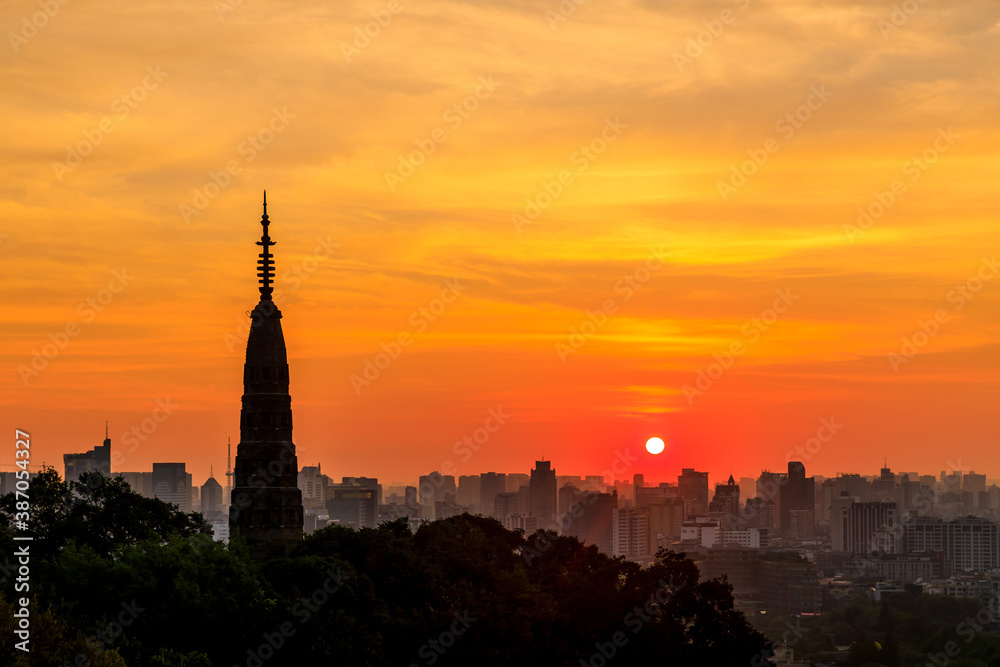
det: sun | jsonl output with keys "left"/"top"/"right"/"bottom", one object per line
{"left": 645, "top": 437, "right": 665, "bottom": 455}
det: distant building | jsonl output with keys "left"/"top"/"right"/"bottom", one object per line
{"left": 326, "top": 486, "right": 377, "bottom": 529}
{"left": 567, "top": 490, "right": 617, "bottom": 555}
{"left": 480, "top": 473, "right": 506, "bottom": 518}
{"left": 201, "top": 474, "right": 223, "bottom": 517}
{"left": 495, "top": 492, "right": 518, "bottom": 521}
{"left": 64, "top": 428, "right": 112, "bottom": 486}
{"left": 646, "top": 498, "right": 684, "bottom": 550}
{"left": 788, "top": 509, "right": 815, "bottom": 540}
{"left": 613, "top": 506, "right": 650, "bottom": 561}
{"left": 210, "top": 518, "right": 230, "bottom": 543}
{"left": 457, "top": 475, "right": 481, "bottom": 515}
{"left": 298, "top": 464, "right": 328, "bottom": 506}
{"left": 830, "top": 497, "right": 897, "bottom": 554}
{"left": 759, "top": 552, "right": 822, "bottom": 615}
{"left": 709, "top": 475, "right": 741, "bottom": 528}
{"left": 504, "top": 514, "right": 538, "bottom": 534}
{"left": 779, "top": 461, "right": 814, "bottom": 534}
{"left": 678, "top": 468, "right": 709, "bottom": 518}
{"left": 435, "top": 500, "right": 466, "bottom": 520}
{"left": 635, "top": 483, "right": 679, "bottom": 510}
{"left": 115, "top": 471, "right": 154, "bottom": 498}
{"left": 905, "top": 516, "right": 998, "bottom": 572}
{"left": 152, "top": 462, "right": 190, "bottom": 512}
{"left": 851, "top": 552, "right": 947, "bottom": 583}
{"left": 558, "top": 484, "right": 580, "bottom": 523}
{"left": 419, "top": 471, "right": 455, "bottom": 520}
{"left": 529, "top": 460, "right": 557, "bottom": 522}
{"left": 695, "top": 548, "right": 820, "bottom": 614}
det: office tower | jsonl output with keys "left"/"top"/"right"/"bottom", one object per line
{"left": 529, "top": 460, "right": 557, "bottom": 521}
{"left": 678, "top": 468, "right": 709, "bottom": 518}
{"left": 480, "top": 472, "right": 506, "bottom": 517}
{"left": 115, "top": 471, "right": 154, "bottom": 498}
{"left": 635, "top": 483, "right": 679, "bottom": 510}
{"left": 709, "top": 474, "right": 741, "bottom": 526}
{"left": 327, "top": 486, "right": 378, "bottom": 529}
{"left": 152, "top": 462, "right": 190, "bottom": 512}
{"left": 457, "top": 475, "right": 481, "bottom": 515}
{"left": 559, "top": 483, "right": 580, "bottom": 518}
{"left": 830, "top": 497, "right": 897, "bottom": 554}
{"left": 568, "top": 490, "right": 618, "bottom": 555}
{"left": 905, "top": 516, "right": 999, "bottom": 572}
{"left": 419, "top": 471, "right": 456, "bottom": 520}
{"left": 298, "top": 465, "right": 327, "bottom": 507}
{"left": 201, "top": 472, "right": 223, "bottom": 516}
{"left": 64, "top": 425, "right": 112, "bottom": 486}
{"left": 613, "top": 506, "right": 650, "bottom": 561}
{"left": 647, "top": 498, "right": 684, "bottom": 549}
{"left": 229, "top": 194, "right": 305, "bottom": 555}
{"left": 779, "top": 461, "right": 814, "bottom": 534}
{"left": 505, "top": 473, "right": 529, "bottom": 493}
{"left": 495, "top": 492, "right": 518, "bottom": 521}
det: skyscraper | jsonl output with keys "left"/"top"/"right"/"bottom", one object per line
{"left": 678, "top": 468, "right": 709, "bottom": 518}
{"left": 480, "top": 472, "right": 506, "bottom": 518}
{"left": 152, "top": 462, "right": 190, "bottom": 512}
{"left": 63, "top": 425, "right": 111, "bottom": 486}
{"left": 229, "top": 194, "right": 304, "bottom": 555}
{"left": 613, "top": 506, "right": 650, "bottom": 561}
{"left": 201, "top": 472, "right": 223, "bottom": 517}
{"left": 529, "top": 460, "right": 557, "bottom": 522}
{"left": 779, "top": 461, "right": 815, "bottom": 534}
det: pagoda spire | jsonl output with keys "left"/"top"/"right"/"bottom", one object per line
{"left": 256, "top": 190, "right": 275, "bottom": 301}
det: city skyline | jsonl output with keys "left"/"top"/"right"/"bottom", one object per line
{"left": 5, "top": 0, "right": 1000, "bottom": 495}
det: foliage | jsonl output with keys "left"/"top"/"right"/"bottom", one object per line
{"left": 752, "top": 589, "right": 1000, "bottom": 666}
{"left": 0, "top": 471, "right": 772, "bottom": 666}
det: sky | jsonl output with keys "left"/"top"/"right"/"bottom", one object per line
{"left": 2, "top": 0, "right": 999, "bottom": 489}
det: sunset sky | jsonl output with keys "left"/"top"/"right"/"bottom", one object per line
{"left": 2, "top": 0, "right": 999, "bottom": 489}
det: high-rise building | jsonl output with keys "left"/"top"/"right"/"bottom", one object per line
{"left": 229, "top": 194, "right": 305, "bottom": 555}
{"left": 635, "top": 483, "right": 679, "bottom": 510}
{"left": 709, "top": 474, "right": 741, "bottom": 528}
{"left": 115, "top": 471, "right": 153, "bottom": 498}
{"left": 505, "top": 474, "right": 529, "bottom": 493}
{"left": 298, "top": 464, "right": 328, "bottom": 507}
{"left": 342, "top": 477, "right": 381, "bottom": 504}
{"left": 529, "top": 460, "right": 557, "bottom": 522}
{"left": 64, "top": 426, "right": 112, "bottom": 486}
{"left": 779, "top": 461, "right": 815, "bottom": 534}
{"left": 495, "top": 492, "right": 518, "bottom": 521}
{"left": 327, "top": 486, "right": 377, "bottom": 529}
{"left": 152, "top": 462, "right": 190, "bottom": 512}
{"left": 568, "top": 490, "right": 618, "bottom": 554}
{"left": 678, "top": 468, "right": 709, "bottom": 518}
{"left": 480, "top": 472, "right": 506, "bottom": 517}
{"left": 457, "top": 475, "right": 481, "bottom": 514}
{"left": 559, "top": 484, "right": 580, "bottom": 519}
{"left": 419, "top": 471, "right": 456, "bottom": 520}
{"left": 965, "top": 473, "right": 987, "bottom": 504}
{"left": 905, "top": 516, "right": 998, "bottom": 572}
{"left": 647, "top": 498, "right": 684, "bottom": 550}
{"left": 613, "top": 506, "right": 650, "bottom": 561}
{"left": 830, "top": 497, "right": 897, "bottom": 554}
{"left": 201, "top": 473, "right": 223, "bottom": 517}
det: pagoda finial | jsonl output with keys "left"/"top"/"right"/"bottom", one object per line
{"left": 256, "top": 191, "right": 275, "bottom": 301}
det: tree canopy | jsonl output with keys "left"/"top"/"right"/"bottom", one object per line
{"left": 1, "top": 470, "right": 771, "bottom": 666}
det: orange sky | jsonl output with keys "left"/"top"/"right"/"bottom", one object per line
{"left": 2, "top": 0, "right": 999, "bottom": 489}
